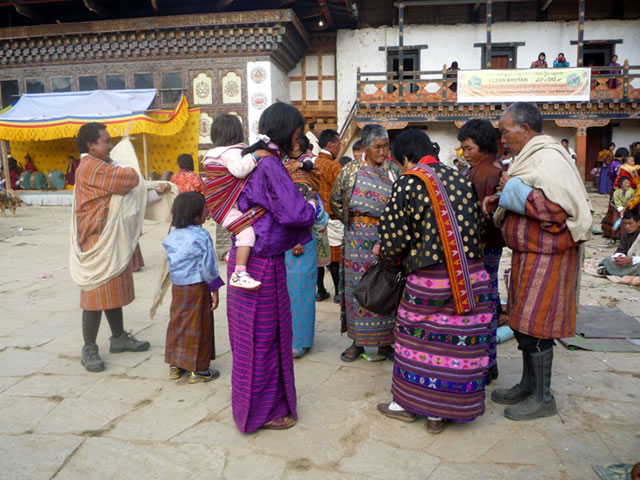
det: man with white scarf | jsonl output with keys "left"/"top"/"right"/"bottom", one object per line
{"left": 483, "top": 103, "right": 592, "bottom": 421}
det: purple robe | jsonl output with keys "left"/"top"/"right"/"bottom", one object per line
{"left": 227, "top": 155, "right": 315, "bottom": 433}
{"left": 608, "top": 160, "right": 622, "bottom": 186}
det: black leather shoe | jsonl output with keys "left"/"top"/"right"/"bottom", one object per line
{"left": 316, "top": 291, "right": 330, "bottom": 302}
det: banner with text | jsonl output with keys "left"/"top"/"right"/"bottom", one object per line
{"left": 457, "top": 68, "right": 591, "bottom": 103}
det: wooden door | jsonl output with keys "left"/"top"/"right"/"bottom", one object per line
{"left": 491, "top": 55, "right": 510, "bottom": 69}
{"left": 586, "top": 132, "right": 604, "bottom": 181}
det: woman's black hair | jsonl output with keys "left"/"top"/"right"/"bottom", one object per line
{"left": 8, "top": 157, "right": 18, "bottom": 171}
{"left": 339, "top": 155, "right": 353, "bottom": 166}
{"left": 635, "top": 150, "right": 640, "bottom": 163}
{"left": 392, "top": 129, "right": 436, "bottom": 166}
{"left": 608, "top": 142, "right": 616, "bottom": 149}
{"left": 210, "top": 113, "right": 244, "bottom": 147}
{"left": 77, "top": 122, "right": 107, "bottom": 154}
{"left": 457, "top": 119, "right": 498, "bottom": 154}
{"left": 177, "top": 153, "right": 194, "bottom": 171}
{"left": 615, "top": 147, "right": 630, "bottom": 159}
{"left": 171, "top": 192, "right": 206, "bottom": 229}
{"left": 242, "top": 102, "right": 304, "bottom": 157}
{"left": 538, "top": 52, "right": 546, "bottom": 60}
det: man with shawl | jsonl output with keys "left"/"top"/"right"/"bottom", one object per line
{"left": 483, "top": 103, "right": 592, "bottom": 421}
{"left": 71, "top": 123, "right": 150, "bottom": 372}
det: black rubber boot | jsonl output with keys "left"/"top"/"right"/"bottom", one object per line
{"left": 491, "top": 350, "right": 532, "bottom": 405}
{"left": 504, "top": 348, "right": 557, "bottom": 421}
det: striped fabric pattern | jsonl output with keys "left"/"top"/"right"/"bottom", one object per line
{"left": 226, "top": 248, "right": 297, "bottom": 433}
{"left": 501, "top": 189, "right": 579, "bottom": 339}
{"left": 165, "top": 282, "right": 215, "bottom": 372}
{"left": 392, "top": 260, "right": 492, "bottom": 422}
{"left": 405, "top": 164, "right": 475, "bottom": 314}
{"left": 75, "top": 154, "right": 139, "bottom": 311}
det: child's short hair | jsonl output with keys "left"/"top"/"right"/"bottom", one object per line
{"left": 177, "top": 153, "right": 194, "bottom": 171}
{"left": 623, "top": 207, "right": 640, "bottom": 222}
{"left": 171, "top": 192, "right": 206, "bottom": 228}
{"left": 619, "top": 176, "right": 631, "bottom": 186}
{"left": 210, "top": 114, "right": 244, "bottom": 147}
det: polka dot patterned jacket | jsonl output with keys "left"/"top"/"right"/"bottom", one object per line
{"left": 378, "top": 162, "right": 485, "bottom": 273}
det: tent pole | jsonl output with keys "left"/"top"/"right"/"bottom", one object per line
{"left": 1, "top": 140, "right": 14, "bottom": 197}
{"left": 142, "top": 133, "right": 149, "bottom": 180}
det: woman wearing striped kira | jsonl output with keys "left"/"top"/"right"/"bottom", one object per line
{"left": 375, "top": 128, "right": 492, "bottom": 435}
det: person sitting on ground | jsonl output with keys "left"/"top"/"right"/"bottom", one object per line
{"left": 553, "top": 53, "right": 570, "bottom": 68}
{"left": 530, "top": 52, "right": 548, "bottom": 68}
{"left": 170, "top": 153, "right": 205, "bottom": 194}
{"left": 561, "top": 139, "right": 577, "bottom": 163}
{"left": 614, "top": 177, "right": 635, "bottom": 211}
{"left": 598, "top": 208, "right": 640, "bottom": 276}
{"left": 163, "top": 191, "right": 224, "bottom": 383}
{"left": 202, "top": 113, "right": 266, "bottom": 290}
{"left": 23, "top": 153, "right": 37, "bottom": 172}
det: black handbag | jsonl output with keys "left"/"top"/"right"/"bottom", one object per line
{"left": 354, "top": 259, "right": 406, "bottom": 316}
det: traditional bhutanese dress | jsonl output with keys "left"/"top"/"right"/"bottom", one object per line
{"left": 344, "top": 164, "right": 396, "bottom": 347}
{"left": 283, "top": 159, "right": 327, "bottom": 351}
{"left": 226, "top": 155, "right": 316, "bottom": 433}
{"left": 380, "top": 159, "right": 492, "bottom": 422}
{"left": 74, "top": 154, "right": 139, "bottom": 311}
{"left": 501, "top": 188, "right": 579, "bottom": 339}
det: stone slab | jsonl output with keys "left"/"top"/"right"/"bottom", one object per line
{"left": 0, "top": 348, "right": 57, "bottom": 376}
{"left": 34, "top": 398, "right": 133, "bottom": 435}
{"left": 0, "top": 434, "right": 84, "bottom": 480}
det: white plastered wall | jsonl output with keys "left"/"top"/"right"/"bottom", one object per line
{"left": 336, "top": 19, "right": 640, "bottom": 129}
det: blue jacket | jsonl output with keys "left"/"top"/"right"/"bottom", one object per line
{"left": 162, "top": 225, "right": 224, "bottom": 291}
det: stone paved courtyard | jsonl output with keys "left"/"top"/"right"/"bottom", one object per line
{"left": 0, "top": 193, "right": 638, "bottom": 479}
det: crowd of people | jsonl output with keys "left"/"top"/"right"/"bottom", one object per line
{"left": 71, "top": 99, "right": 639, "bottom": 438}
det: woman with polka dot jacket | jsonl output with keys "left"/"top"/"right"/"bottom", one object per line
{"left": 376, "top": 129, "right": 493, "bottom": 435}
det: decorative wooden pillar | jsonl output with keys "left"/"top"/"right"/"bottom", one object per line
{"left": 577, "top": 0, "right": 585, "bottom": 67}
{"left": 574, "top": 127, "right": 587, "bottom": 179}
{"left": 556, "top": 118, "right": 610, "bottom": 181}
{"left": 486, "top": 0, "right": 493, "bottom": 69}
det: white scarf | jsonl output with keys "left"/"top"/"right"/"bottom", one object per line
{"left": 494, "top": 135, "right": 592, "bottom": 243}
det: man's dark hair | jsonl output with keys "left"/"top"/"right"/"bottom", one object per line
{"left": 392, "top": 129, "right": 436, "bottom": 166}
{"left": 615, "top": 147, "right": 630, "bottom": 159}
{"left": 171, "top": 191, "right": 206, "bottom": 228}
{"left": 308, "top": 122, "right": 315, "bottom": 130}
{"left": 457, "top": 119, "right": 498, "bottom": 154}
{"left": 608, "top": 142, "right": 616, "bottom": 149}
{"left": 561, "top": 138, "right": 569, "bottom": 144}
{"left": 623, "top": 207, "right": 640, "bottom": 222}
{"left": 210, "top": 114, "right": 244, "bottom": 147}
{"left": 504, "top": 102, "right": 543, "bottom": 133}
{"left": 77, "top": 122, "right": 107, "bottom": 154}
{"left": 352, "top": 140, "right": 363, "bottom": 152}
{"left": 177, "top": 153, "right": 194, "bottom": 171}
{"left": 318, "top": 129, "right": 339, "bottom": 149}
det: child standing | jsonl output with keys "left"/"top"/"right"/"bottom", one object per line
{"left": 203, "top": 113, "right": 262, "bottom": 290}
{"left": 162, "top": 192, "right": 224, "bottom": 383}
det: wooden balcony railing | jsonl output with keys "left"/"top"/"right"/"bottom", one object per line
{"left": 357, "top": 61, "right": 640, "bottom": 106}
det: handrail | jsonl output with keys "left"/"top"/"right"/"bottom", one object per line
{"left": 357, "top": 63, "right": 640, "bottom": 105}
{"left": 338, "top": 99, "right": 358, "bottom": 138}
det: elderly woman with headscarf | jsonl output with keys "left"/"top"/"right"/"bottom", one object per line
{"left": 330, "top": 124, "right": 401, "bottom": 362}
{"left": 376, "top": 129, "right": 493, "bottom": 434}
